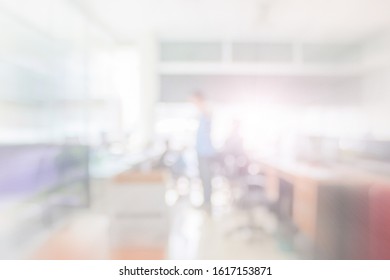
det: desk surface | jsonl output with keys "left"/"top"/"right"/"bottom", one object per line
{"left": 259, "top": 158, "right": 390, "bottom": 186}
{"left": 90, "top": 150, "right": 163, "bottom": 180}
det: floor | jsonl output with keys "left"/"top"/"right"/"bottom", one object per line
{"left": 29, "top": 177, "right": 298, "bottom": 260}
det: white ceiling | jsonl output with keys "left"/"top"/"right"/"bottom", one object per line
{"left": 77, "top": 0, "right": 390, "bottom": 43}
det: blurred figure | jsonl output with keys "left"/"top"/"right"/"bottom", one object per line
{"left": 224, "top": 119, "right": 244, "bottom": 157}
{"left": 222, "top": 119, "right": 248, "bottom": 179}
{"left": 191, "top": 91, "right": 216, "bottom": 211}
{"left": 170, "top": 147, "right": 188, "bottom": 180}
{"left": 155, "top": 139, "right": 172, "bottom": 168}
{"left": 155, "top": 140, "right": 188, "bottom": 181}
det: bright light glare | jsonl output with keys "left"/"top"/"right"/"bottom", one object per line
{"left": 212, "top": 104, "right": 299, "bottom": 157}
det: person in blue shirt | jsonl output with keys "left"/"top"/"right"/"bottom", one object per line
{"left": 191, "top": 92, "right": 216, "bottom": 212}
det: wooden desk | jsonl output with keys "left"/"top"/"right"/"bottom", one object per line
{"left": 260, "top": 159, "right": 390, "bottom": 259}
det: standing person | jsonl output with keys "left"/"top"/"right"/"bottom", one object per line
{"left": 191, "top": 92, "right": 216, "bottom": 212}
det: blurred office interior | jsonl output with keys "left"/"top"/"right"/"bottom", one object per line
{"left": 1, "top": 0, "right": 390, "bottom": 259}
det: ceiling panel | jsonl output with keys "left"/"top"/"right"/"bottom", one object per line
{"left": 78, "top": 0, "right": 390, "bottom": 43}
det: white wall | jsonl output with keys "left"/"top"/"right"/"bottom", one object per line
{"left": 361, "top": 31, "right": 390, "bottom": 139}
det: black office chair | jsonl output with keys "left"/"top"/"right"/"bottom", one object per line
{"left": 222, "top": 156, "right": 270, "bottom": 241}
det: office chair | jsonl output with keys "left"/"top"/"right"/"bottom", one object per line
{"left": 222, "top": 156, "right": 270, "bottom": 242}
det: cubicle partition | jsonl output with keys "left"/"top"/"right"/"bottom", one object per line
{"left": 369, "top": 184, "right": 390, "bottom": 259}
{"left": 0, "top": 144, "right": 90, "bottom": 258}
{"left": 0, "top": 144, "right": 89, "bottom": 199}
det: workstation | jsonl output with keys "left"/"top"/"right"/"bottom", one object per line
{"left": 260, "top": 153, "right": 390, "bottom": 260}
{"left": 0, "top": 0, "right": 390, "bottom": 260}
